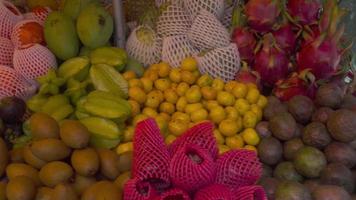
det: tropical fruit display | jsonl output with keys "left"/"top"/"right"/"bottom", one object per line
{"left": 256, "top": 84, "right": 356, "bottom": 199}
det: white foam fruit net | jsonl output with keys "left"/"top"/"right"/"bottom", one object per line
{"left": 11, "top": 19, "right": 44, "bottom": 49}
{"left": 0, "top": 65, "right": 36, "bottom": 100}
{"left": 183, "top": 0, "right": 225, "bottom": 20}
{"left": 221, "top": 5, "right": 233, "bottom": 29}
{"left": 162, "top": 35, "right": 199, "bottom": 68}
{"left": 156, "top": 0, "right": 184, "bottom": 7}
{"left": 126, "top": 25, "right": 162, "bottom": 67}
{"left": 0, "top": 37, "right": 14, "bottom": 67}
{"left": 196, "top": 43, "right": 241, "bottom": 82}
{"left": 156, "top": 3, "right": 191, "bottom": 38}
{"left": 0, "top": 0, "right": 23, "bottom": 39}
{"left": 24, "top": 7, "right": 52, "bottom": 25}
{"left": 188, "top": 10, "right": 230, "bottom": 51}
{"left": 13, "top": 44, "right": 57, "bottom": 82}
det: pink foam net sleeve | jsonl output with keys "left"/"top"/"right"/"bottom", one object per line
{"left": 194, "top": 184, "right": 233, "bottom": 200}
{"left": 13, "top": 44, "right": 57, "bottom": 82}
{"left": 0, "top": 37, "right": 14, "bottom": 66}
{"left": 215, "top": 149, "right": 262, "bottom": 188}
{"left": 232, "top": 185, "right": 268, "bottom": 200}
{"left": 123, "top": 178, "right": 158, "bottom": 200}
{"left": 24, "top": 7, "right": 52, "bottom": 25}
{"left": 11, "top": 19, "right": 45, "bottom": 49}
{"left": 0, "top": 1, "right": 23, "bottom": 39}
{"left": 169, "top": 143, "right": 216, "bottom": 193}
{"left": 154, "top": 188, "right": 191, "bottom": 200}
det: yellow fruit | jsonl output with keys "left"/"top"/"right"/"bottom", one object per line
{"left": 158, "top": 112, "right": 171, "bottom": 122}
{"left": 243, "top": 111, "right": 258, "bottom": 128}
{"left": 235, "top": 99, "right": 251, "bottom": 115}
{"left": 142, "top": 107, "right": 158, "bottom": 118}
{"left": 128, "top": 100, "right": 140, "bottom": 117}
{"left": 185, "top": 103, "right": 203, "bottom": 114}
{"left": 244, "top": 145, "right": 257, "bottom": 152}
{"left": 149, "top": 64, "right": 160, "bottom": 71}
{"left": 193, "top": 70, "right": 201, "bottom": 79}
{"left": 225, "top": 135, "right": 244, "bottom": 149}
{"left": 217, "top": 91, "right": 235, "bottom": 106}
{"left": 123, "top": 126, "right": 134, "bottom": 142}
{"left": 169, "top": 68, "right": 181, "bottom": 83}
{"left": 201, "top": 86, "right": 217, "bottom": 101}
{"left": 197, "top": 74, "right": 213, "bottom": 87}
{"left": 232, "top": 83, "right": 248, "bottom": 98}
{"left": 209, "top": 106, "right": 226, "bottom": 124}
{"left": 169, "top": 119, "right": 188, "bottom": 136}
{"left": 158, "top": 62, "right": 171, "bottom": 78}
{"left": 257, "top": 95, "right": 268, "bottom": 109}
{"left": 165, "top": 135, "right": 177, "bottom": 145}
{"left": 133, "top": 114, "right": 148, "bottom": 125}
{"left": 145, "top": 92, "right": 161, "bottom": 109}
{"left": 164, "top": 90, "right": 178, "bottom": 104}
{"left": 154, "top": 79, "right": 171, "bottom": 91}
{"left": 129, "top": 87, "right": 146, "bottom": 104}
{"left": 241, "top": 128, "right": 260, "bottom": 146}
{"left": 152, "top": 90, "right": 164, "bottom": 102}
{"left": 224, "top": 81, "right": 238, "bottom": 92}
{"left": 171, "top": 83, "right": 178, "bottom": 90}
{"left": 219, "top": 119, "right": 240, "bottom": 137}
{"left": 181, "top": 57, "right": 198, "bottom": 72}
{"left": 159, "top": 102, "right": 175, "bottom": 114}
{"left": 176, "top": 97, "right": 188, "bottom": 112}
{"left": 128, "top": 78, "right": 143, "bottom": 88}
{"left": 172, "top": 112, "right": 190, "bottom": 123}
{"left": 225, "top": 107, "right": 239, "bottom": 120}
{"left": 246, "top": 83, "right": 258, "bottom": 90}
{"left": 250, "top": 104, "right": 262, "bottom": 121}
{"left": 123, "top": 71, "right": 136, "bottom": 80}
{"left": 154, "top": 116, "right": 168, "bottom": 135}
{"left": 141, "top": 78, "right": 153, "bottom": 93}
{"left": 185, "top": 86, "right": 202, "bottom": 103}
{"left": 176, "top": 82, "right": 190, "bottom": 96}
{"left": 146, "top": 70, "right": 159, "bottom": 81}
{"left": 116, "top": 142, "right": 133, "bottom": 155}
{"left": 212, "top": 79, "right": 225, "bottom": 91}
{"left": 181, "top": 70, "right": 197, "bottom": 85}
{"left": 190, "top": 109, "right": 208, "bottom": 123}
{"left": 204, "top": 100, "right": 220, "bottom": 110}
{"left": 219, "top": 145, "right": 230, "bottom": 154}
{"left": 213, "top": 129, "right": 225, "bottom": 145}
{"left": 246, "top": 88, "right": 260, "bottom": 104}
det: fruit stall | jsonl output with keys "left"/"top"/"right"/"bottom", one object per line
{"left": 0, "top": 0, "right": 355, "bottom": 199}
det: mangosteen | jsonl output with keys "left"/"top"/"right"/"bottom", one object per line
{"left": 288, "top": 95, "right": 315, "bottom": 124}
{"left": 0, "top": 97, "right": 26, "bottom": 124}
{"left": 302, "top": 122, "right": 331, "bottom": 149}
{"left": 273, "top": 162, "right": 304, "bottom": 182}
{"left": 312, "top": 185, "right": 351, "bottom": 200}
{"left": 263, "top": 96, "right": 288, "bottom": 120}
{"left": 283, "top": 138, "right": 304, "bottom": 161}
{"left": 324, "top": 142, "right": 356, "bottom": 169}
{"left": 320, "top": 163, "right": 354, "bottom": 194}
{"left": 312, "top": 107, "right": 335, "bottom": 124}
{"left": 258, "top": 137, "right": 283, "bottom": 166}
{"left": 269, "top": 112, "right": 297, "bottom": 141}
{"left": 316, "top": 83, "right": 344, "bottom": 109}
{"left": 275, "top": 181, "right": 312, "bottom": 200}
{"left": 293, "top": 146, "right": 327, "bottom": 178}
{"left": 327, "top": 109, "right": 356, "bottom": 142}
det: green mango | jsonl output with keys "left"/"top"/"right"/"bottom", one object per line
{"left": 124, "top": 58, "right": 145, "bottom": 77}
{"left": 90, "top": 47, "right": 128, "bottom": 71}
{"left": 45, "top": 11, "right": 80, "bottom": 60}
{"left": 76, "top": 3, "right": 114, "bottom": 49}
{"left": 63, "top": 0, "right": 99, "bottom": 20}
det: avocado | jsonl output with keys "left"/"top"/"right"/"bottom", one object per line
{"left": 312, "top": 185, "right": 351, "bottom": 200}
{"left": 274, "top": 162, "right": 304, "bottom": 182}
{"left": 320, "top": 163, "right": 354, "bottom": 194}
{"left": 275, "top": 181, "right": 312, "bottom": 200}
{"left": 258, "top": 137, "right": 283, "bottom": 165}
{"left": 269, "top": 112, "right": 297, "bottom": 141}
{"left": 288, "top": 95, "right": 315, "bottom": 124}
{"left": 258, "top": 177, "right": 280, "bottom": 200}
{"left": 294, "top": 146, "right": 327, "bottom": 178}
{"left": 304, "top": 179, "right": 321, "bottom": 193}
{"left": 324, "top": 142, "right": 356, "bottom": 169}
{"left": 284, "top": 138, "right": 304, "bottom": 161}
{"left": 302, "top": 122, "right": 331, "bottom": 149}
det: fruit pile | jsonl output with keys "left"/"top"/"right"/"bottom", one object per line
{"left": 125, "top": 57, "right": 268, "bottom": 154}
{"left": 255, "top": 83, "right": 356, "bottom": 199}
{"left": 124, "top": 118, "right": 266, "bottom": 200}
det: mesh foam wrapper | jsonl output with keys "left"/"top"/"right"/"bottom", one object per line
{"left": 154, "top": 188, "right": 191, "bottom": 200}
{"left": 183, "top": 0, "right": 225, "bottom": 20}
{"left": 126, "top": 25, "right": 162, "bottom": 67}
{"left": 24, "top": 7, "right": 52, "bottom": 25}
{"left": 133, "top": 118, "right": 170, "bottom": 188}
{"left": 123, "top": 178, "right": 158, "bottom": 200}
{"left": 221, "top": 5, "right": 233, "bottom": 29}
{"left": 162, "top": 35, "right": 199, "bottom": 68}
{"left": 169, "top": 143, "right": 216, "bottom": 193}
{"left": 187, "top": 10, "right": 230, "bottom": 51}
{"left": 0, "top": 1, "right": 23, "bottom": 39}
{"left": 0, "top": 37, "right": 14, "bottom": 66}
{"left": 215, "top": 150, "right": 262, "bottom": 188}
{"left": 156, "top": 0, "right": 184, "bottom": 7}
{"left": 0, "top": 65, "right": 36, "bottom": 100}
{"left": 169, "top": 121, "right": 218, "bottom": 159}
{"left": 194, "top": 184, "right": 233, "bottom": 200}
{"left": 156, "top": 4, "right": 191, "bottom": 38}
{"left": 13, "top": 44, "right": 57, "bottom": 82}
{"left": 232, "top": 186, "right": 268, "bottom": 200}
{"left": 195, "top": 43, "right": 241, "bottom": 82}
{"left": 11, "top": 19, "right": 45, "bottom": 49}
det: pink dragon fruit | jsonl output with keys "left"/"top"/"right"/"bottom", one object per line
{"left": 253, "top": 34, "right": 290, "bottom": 87}
{"left": 235, "top": 63, "right": 262, "bottom": 90}
{"left": 272, "top": 23, "right": 297, "bottom": 54}
{"left": 287, "top": 0, "right": 322, "bottom": 25}
{"left": 232, "top": 27, "right": 257, "bottom": 64}
{"left": 245, "top": 0, "right": 280, "bottom": 32}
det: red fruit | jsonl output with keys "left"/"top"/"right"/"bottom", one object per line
{"left": 273, "top": 70, "right": 318, "bottom": 101}
{"left": 253, "top": 34, "right": 289, "bottom": 87}
{"left": 11, "top": 20, "right": 45, "bottom": 49}
{"left": 235, "top": 63, "right": 262, "bottom": 89}
{"left": 272, "top": 24, "right": 297, "bottom": 54}
{"left": 245, "top": 0, "right": 280, "bottom": 32}
{"left": 287, "top": 0, "right": 322, "bottom": 25}
{"left": 232, "top": 27, "right": 257, "bottom": 64}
